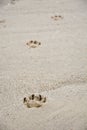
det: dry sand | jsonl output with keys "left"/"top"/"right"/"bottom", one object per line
{"left": 0, "top": 0, "right": 87, "bottom": 130}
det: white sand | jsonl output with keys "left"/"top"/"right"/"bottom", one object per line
{"left": 0, "top": 0, "right": 87, "bottom": 130}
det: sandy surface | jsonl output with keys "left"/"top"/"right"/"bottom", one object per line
{"left": 0, "top": 0, "right": 87, "bottom": 130}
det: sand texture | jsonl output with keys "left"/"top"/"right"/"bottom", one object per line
{"left": 0, "top": 0, "right": 87, "bottom": 130}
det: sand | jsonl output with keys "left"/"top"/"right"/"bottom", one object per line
{"left": 0, "top": 0, "right": 87, "bottom": 130}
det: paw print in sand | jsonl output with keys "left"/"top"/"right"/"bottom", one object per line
{"left": 51, "top": 15, "right": 63, "bottom": 21}
{"left": 26, "top": 40, "right": 41, "bottom": 48}
{"left": 23, "top": 94, "right": 46, "bottom": 108}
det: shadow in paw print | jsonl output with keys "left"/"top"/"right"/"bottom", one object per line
{"left": 10, "top": 0, "right": 17, "bottom": 4}
{"left": 26, "top": 40, "right": 41, "bottom": 48}
{"left": 0, "top": 19, "right": 6, "bottom": 28}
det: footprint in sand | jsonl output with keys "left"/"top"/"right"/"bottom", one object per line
{"left": 23, "top": 94, "right": 46, "bottom": 108}
{"left": 26, "top": 40, "right": 41, "bottom": 48}
{"left": 51, "top": 15, "right": 63, "bottom": 21}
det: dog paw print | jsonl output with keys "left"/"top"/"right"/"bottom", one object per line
{"left": 51, "top": 15, "right": 63, "bottom": 21}
{"left": 26, "top": 40, "right": 41, "bottom": 48}
{"left": 23, "top": 94, "right": 46, "bottom": 108}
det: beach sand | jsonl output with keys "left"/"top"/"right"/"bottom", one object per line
{"left": 0, "top": 0, "right": 87, "bottom": 130}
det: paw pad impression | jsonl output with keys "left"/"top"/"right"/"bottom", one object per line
{"left": 26, "top": 40, "right": 41, "bottom": 48}
{"left": 51, "top": 15, "right": 63, "bottom": 21}
{"left": 23, "top": 94, "right": 46, "bottom": 108}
